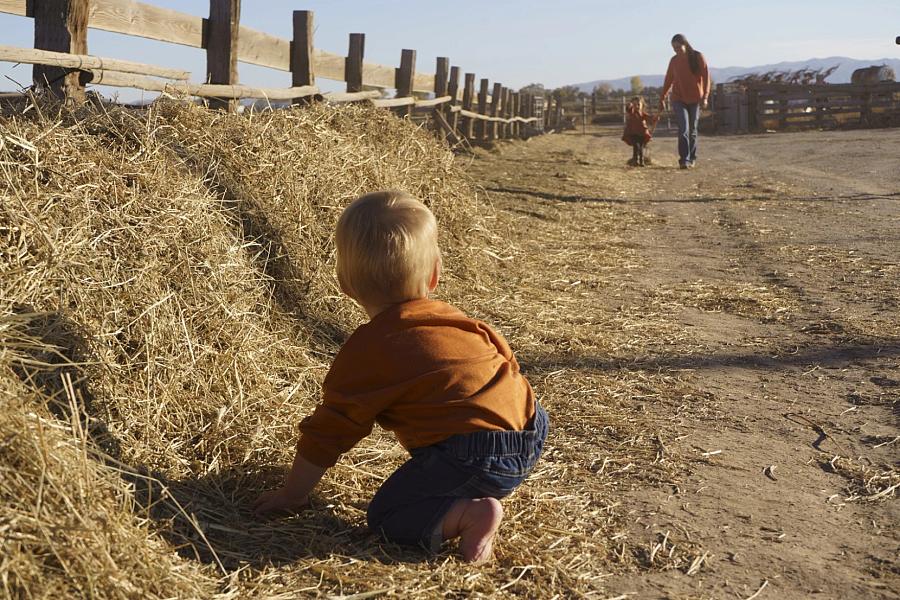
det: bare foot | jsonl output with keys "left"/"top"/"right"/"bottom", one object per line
{"left": 441, "top": 498, "right": 504, "bottom": 564}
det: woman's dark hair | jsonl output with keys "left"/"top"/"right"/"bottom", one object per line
{"left": 672, "top": 33, "right": 701, "bottom": 75}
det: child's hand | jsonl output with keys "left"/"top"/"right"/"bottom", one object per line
{"left": 253, "top": 453, "right": 326, "bottom": 518}
{"left": 252, "top": 486, "right": 309, "bottom": 517}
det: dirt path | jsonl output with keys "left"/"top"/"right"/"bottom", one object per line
{"left": 464, "top": 126, "right": 899, "bottom": 599}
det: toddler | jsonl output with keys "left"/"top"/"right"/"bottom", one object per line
{"left": 253, "top": 190, "right": 548, "bottom": 564}
{"left": 622, "top": 96, "right": 658, "bottom": 166}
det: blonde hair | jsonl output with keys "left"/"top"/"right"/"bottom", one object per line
{"left": 335, "top": 190, "right": 441, "bottom": 307}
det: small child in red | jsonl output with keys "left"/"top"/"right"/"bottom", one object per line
{"left": 622, "top": 96, "right": 658, "bottom": 167}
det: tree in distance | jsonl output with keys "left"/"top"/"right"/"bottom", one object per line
{"left": 552, "top": 85, "right": 583, "bottom": 101}
{"left": 519, "top": 83, "right": 547, "bottom": 96}
{"left": 630, "top": 76, "right": 644, "bottom": 95}
{"left": 592, "top": 82, "right": 613, "bottom": 99}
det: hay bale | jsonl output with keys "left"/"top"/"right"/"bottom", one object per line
{"left": 0, "top": 313, "right": 217, "bottom": 599}
{"left": 149, "top": 100, "right": 492, "bottom": 337}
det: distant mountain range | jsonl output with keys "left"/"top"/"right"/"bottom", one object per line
{"left": 573, "top": 56, "right": 900, "bottom": 91}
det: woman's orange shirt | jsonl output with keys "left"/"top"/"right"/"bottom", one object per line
{"left": 661, "top": 51, "right": 711, "bottom": 105}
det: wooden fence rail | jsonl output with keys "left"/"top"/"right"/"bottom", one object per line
{"left": 0, "top": 45, "right": 189, "bottom": 80}
{"left": 0, "top": 0, "right": 544, "bottom": 145}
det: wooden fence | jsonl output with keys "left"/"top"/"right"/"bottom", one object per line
{"left": 713, "top": 81, "right": 900, "bottom": 133}
{"left": 0, "top": 0, "right": 552, "bottom": 144}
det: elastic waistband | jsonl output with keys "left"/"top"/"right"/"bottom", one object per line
{"left": 436, "top": 403, "right": 548, "bottom": 459}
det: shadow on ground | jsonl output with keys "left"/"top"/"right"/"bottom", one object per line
{"left": 487, "top": 185, "right": 900, "bottom": 206}
{"left": 520, "top": 338, "right": 900, "bottom": 375}
{"left": 10, "top": 307, "right": 430, "bottom": 571}
{"left": 125, "top": 466, "right": 432, "bottom": 569}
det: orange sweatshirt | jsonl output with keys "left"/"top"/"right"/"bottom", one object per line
{"left": 297, "top": 298, "right": 536, "bottom": 468}
{"left": 661, "top": 51, "right": 711, "bottom": 105}
{"left": 622, "top": 106, "right": 658, "bottom": 145}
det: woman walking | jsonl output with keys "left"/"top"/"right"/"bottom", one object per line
{"left": 659, "top": 34, "right": 711, "bottom": 169}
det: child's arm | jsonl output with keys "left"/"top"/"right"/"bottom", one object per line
{"left": 253, "top": 451, "right": 326, "bottom": 516}
{"left": 252, "top": 332, "right": 393, "bottom": 517}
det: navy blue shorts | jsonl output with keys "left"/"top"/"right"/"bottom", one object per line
{"left": 367, "top": 403, "right": 548, "bottom": 552}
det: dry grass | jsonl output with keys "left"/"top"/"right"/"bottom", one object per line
{"left": 0, "top": 335, "right": 218, "bottom": 598}
{"left": 826, "top": 456, "right": 900, "bottom": 503}
{"left": 777, "top": 243, "right": 900, "bottom": 337}
{"left": 652, "top": 280, "right": 798, "bottom": 322}
{"left": 0, "top": 100, "right": 713, "bottom": 598}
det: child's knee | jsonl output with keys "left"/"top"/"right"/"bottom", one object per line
{"left": 366, "top": 500, "right": 447, "bottom": 552}
{"left": 366, "top": 494, "right": 390, "bottom": 531}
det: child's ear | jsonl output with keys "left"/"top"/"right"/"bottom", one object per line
{"left": 427, "top": 257, "right": 441, "bottom": 292}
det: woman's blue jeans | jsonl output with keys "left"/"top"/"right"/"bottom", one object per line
{"left": 672, "top": 101, "right": 700, "bottom": 165}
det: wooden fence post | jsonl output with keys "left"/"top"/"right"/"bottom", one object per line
{"left": 519, "top": 92, "right": 528, "bottom": 138}
{"left": 581, "top": 95, "right": 586, "bottom": 135}
{"left": 860, "top": 87, "right": 872, "bottom": 127}
{"left": 525, "top": 94, "right": 531, "bottom": 134}
{"left": 494, "top": 87, "right": 503, "bottom": 139}
{"left": 496, "top": 86, "right": 506, "bottom": 138}
{"left": 291, "top": 10, "right": 315, "bottom": 105}
{"left": 522, "top": 92, "right": 528, "bottom": 137}
{"left": 395, "top": 48, "right": 416, "bottom": 117}
{"left": 591, "top": 91, "right": 597, "bottom": 115}
{"left": 508, "top": 91, "right": 515, "bottom": 138}
{"left": 434, "top": 57, "right": 449, "bottom": 99}
{"left": 748, "top": 86, "right": 759, "bottom": 132}
{"left": 461, "top": 72, "right": 475, "bottom": 140}
{"left": 520, "top": 92, "right": 529, "bottom": 135}
{"left": 510, "top": 89, "right": 517, "bottom": 137}
{"left": 346, "top": 33, "right": 364, "bottom": 93}
{"left": 206, "top": 0, "right": 241, "bottom": 111}
{"left": 815, "top": 89, "right": 825, "bottom": 129}
{"left": 433, "top": 56, "right": 458, "bottom": 145}
{"left": 551, "top": 93, "right": 557, "bottom": 129}
{"left": 554, "top": 91, "right": 562, "bottom": 129}
{"left": 503, "top": 87, "right": 512, "bottom": 138}
{"left": 551, "top": 94, "right": 557, "bottom": 129}
{"left": 33, "top": 0, "right": 88, "bottom": 102}
{"left": 712, "top": 83, "right": 723, "bottom": 133}
{"left": 489, "top": 82, "right": 502, "bottom": 141}
{"left": 778, "top": 88, "right": 787, "bottom": 130}
{"left": 476, "top": 78, "right": 489, "bottom": 141}
{"left": 509, "top": 91, "right": 516, "bottom": 138}
{"left": 548, "top": 94, "right": 554, "bottom": 130}
{"left": 447, "top": 66, "right": 461, "bottom": 133}
{"left": 513, "top": 92, "right": 521, "bottom": 138}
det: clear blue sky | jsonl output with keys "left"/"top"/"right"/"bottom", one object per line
{"left": 2, "top": 0, "right": 899, "bottom": 99}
